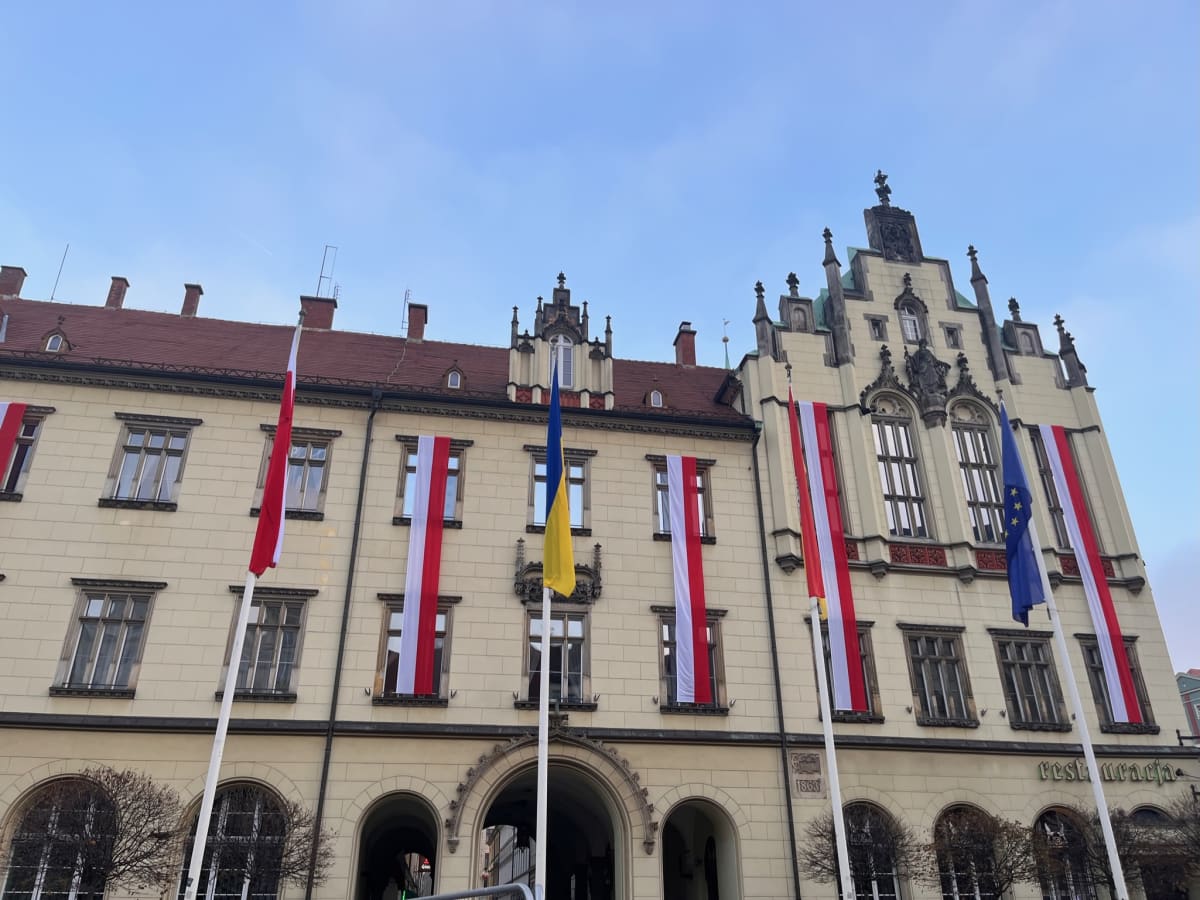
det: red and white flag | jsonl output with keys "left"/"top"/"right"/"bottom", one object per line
{"left": 395, "top": 435, "right": 451, "bottom": 695}
{"left": 667, "top": 455, "right": 712, "bottom": 704}
{"left": 249, "top": 322, "right": 302, "bottom": 577}
{"left": 1039, "top": 425, "right": 1141, "bottom": 724}
{"left": 789, "top": 395, "right": 868, "bottom": 712}
{"left": 0, "top": 402, "right": 28, "bottom": 478}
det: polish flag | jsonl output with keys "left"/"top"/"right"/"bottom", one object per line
{"left": 0, "top": 402, "right": 28, "bottom": 478}
{"left": 790, "top": 396, "right": 868, "bottom": 712}
{"left": 1039, "top": 425, "right": 1141, "bottom": 724}
{"left": 249, "top": 322, "right": 301, "bottom": 577}
{"left": 668, "top": 455, "right": 712, "bottom": 704}
{"left": 395, "top": 435, "right": 452, "bottom": 695}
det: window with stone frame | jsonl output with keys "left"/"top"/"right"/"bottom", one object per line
{"left": 375, "top": 595, "right": 456, "bottom": 704}
{"left": 871, "top": 399, "right": 930, "bottom": 539}
{"left": 526, "top": 444, "right": 592, "bottom": 533}
{"left": 655, "top": 606, "right": 726, "bottom": 712}
{"left": 950, "top": 404, "right": 1005, "bottom": 544}
{"left": 650, "top": 457, "right": 716, "bottom": 540}
{"left": 220, "top": 589, "right": 315, "bottom": 701}
{"left": 521, "top": 608, "right": 592, "bottom": 709}
{"left": 932, "top": 805, "right": 1003, "bottom": 900}
{"left": 811, "top": 619, "right": 884, "bottom": 722}
{"left": 394, "top": 436, "right": 470, "bottom": 526}
{"left": 865, "top": 315, "right": 888, "bottom": 342}
{"left": 102, "top": 413, "right": 201, "bottom": 509}
{"left": 989, "top": 630, "right": 1069, "bottom": 731}
{"left": 549, "top": 333, "right": 574, "bottom": 388}
{"left": 1029, "top": 428, "right": 1071, "bottom": 549}
{"left": 177, "top": 784, "right": 287, "bottom": 900}
{"left": 1033, "top": 809, "right": 1098, "bottom": 900}
{"left": 1078, "top": 635, "right": 1157, "bottom": 733}
{"left": 0, "top": 406, "right": 51, "bottom": 499}
{"left": 942, "top": 324, "right": 963, "bottom": 350}
{"left": 897, "top": 301, "right": 924, "bottom": 343}
{"left": 899, "top": 624, "right": 978, "bottom": 727}
{"left": 838, "top": 803, "right": 905, "bottom": 900}
{"left": 51, "top": 580, "right": 161, "bottom": 697}
{"left": 254, "top": 426, "right": 340, "bottom": 518}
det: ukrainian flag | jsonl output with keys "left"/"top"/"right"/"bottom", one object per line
{"left": 543, "top": 364, "right": 576, "bottom": 597}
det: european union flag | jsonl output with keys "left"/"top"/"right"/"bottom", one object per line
{"left": 1001, "top": 402, "right": 1045, "bottom": 625}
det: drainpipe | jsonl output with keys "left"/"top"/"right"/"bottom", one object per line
{"left": 305, "top": 388, "right": 382, "bottom": 898}
{"left": 751, "top": 426, "right": 803, "bottom": 900}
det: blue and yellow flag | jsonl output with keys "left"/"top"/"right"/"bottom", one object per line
{"left": 543, "top": 364, "right": 576, "bottom": 597}
{"left": 1000, "top": 402, "right": 1045, "bottom": 626}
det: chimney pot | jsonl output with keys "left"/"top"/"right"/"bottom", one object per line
{"left": 674, "top": 321, "right": 697, "bottom": 366}
{"left": 0, "top": 266, "right": 27, "bottom": 298}
{"left": 105, "top": 276, "right": 130, "bottom": 309}
{"left": 408, "top": 303, "right": 428, "bottom": 342}
{"left": 299, "top": 295, "right": 337, "bottom": 330}
{"left": 182, "top": 283, "right": 204, "bottom": 317}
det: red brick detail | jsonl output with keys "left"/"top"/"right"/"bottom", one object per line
{"left": 844, "top": 540, "right": 860, "bottom": 561}
{"left": 1061, "top": 554, "right": 1115, "bottom": 578}
{"left": 889, "top": 543, "right": 948, "bottom": 567}
{"left": 976, "top": 549, "right": 1007, "bottom": 571}
{"left": 559, "top": 391, "right": 581, "bottom": 408}
{"left": 515, "top": 388, "right": 533, "bottom": 403}
{"left": 1102, "top": 558, "right": 1115, "bottom": 577}
{"left": 589, "top": 396, "right": 605, "bottom": 409}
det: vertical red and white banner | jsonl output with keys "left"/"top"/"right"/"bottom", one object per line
{"left": 791, "top": 398, "right": 868, "bottom": 712}
{"left": 395, "top": 435, "right": 451, "bottom": 695}
{"left": 1039, "top": 425, "right": 1141, "bottom": 724}
{"left": 667, "top": 454, "right": 712, "bottom": 704}
{"left": 249, "top": 324, "right": 301, "bottom": 577}
{"left": 0, "top": 401, "right": 28, "bottom": 478}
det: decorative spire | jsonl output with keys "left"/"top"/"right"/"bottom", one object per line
{"left": 1054, "top": 313, "right": 1088, "bottom": 386}
{"left": 536, "top": 295, "right": 543, "bottom": 314}
{"left": 786, "top": 272, "right": 800, "bottom": 298}
{"left": 755, "top": 280, "right": 765, "bottom": 302}
{"left": 557, "top": 272, "right": 566, "bottom": 289}
{"left": 822, "top": 227, "right": 839, "bottom": 266}
{"left": 1053, "top": 313, "right": 1068, "bottom": 343}
{"left": 1008, "top": 297, "right": 1021, "bottom": 322}
{"left": 967, "top": 245, "right": 987, "bottom": 283}
{"left": 723, "top": 319, "right": 731, "bottom": 370}
{"left": 874, "top": 169, "right": 892, "bottom": 207}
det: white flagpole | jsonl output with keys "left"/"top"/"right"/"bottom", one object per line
{"left": 810, "top": 597, "right": 855, "bottom": 898}
{"left": 183, "top": 570, "right": 259, "bottom": 900}
{"left": 1027, "top": 512, "right": 1129, "bottom": 898}
{"left": 535, "top": 585, "right": 552, "bottom": 899}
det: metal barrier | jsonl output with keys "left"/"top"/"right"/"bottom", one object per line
{"left": 413, "top": 884, "right": 536, "bottom": 900}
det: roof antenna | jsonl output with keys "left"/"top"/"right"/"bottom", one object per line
{"left": 315, "top": 245, "right": 338, "bottom": 298}
{"left": 387, "top": 288, "right": 413, "bottom": 383}
{"left": 722, "top": 318, "right": 731, "bottom": 370}
{"left": 50, "top": 243, "right": 69, "bottom": 300}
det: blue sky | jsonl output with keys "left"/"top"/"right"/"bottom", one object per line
{"left": 2, "top": 1, "right": 1196, "bottom": 668}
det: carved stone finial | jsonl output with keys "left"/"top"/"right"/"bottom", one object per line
{"left": 902, "top": 272, "right": 913, "bottom": 291}
{"left": 822, "top": 227, "right": 839, "bottom": 267}
{"left": 557, "top": 272, "right": 566, "bottom": 289}
{"left": 880, "top": 343, "right": 893, "bottom": 370}
{"left": 536, "top": 295, "right": 543, "bottom": 312}
{"left": 967, "top": 245, "right": 977, "bottom": 261}
{"left": 1008, "top": 297, "right": 1021, "bottom": 321}
{"left": 1053, "top": 313, "right": 1065, "bottom": 334}
{"left": 786, "top": 272, "right": 799, "bottom": 297}
{"left": 956, "top": 352, "right": 969, "bottom": 374}
{"left": 874, "top": 169, "right": 892, "bottom": 206}
{"left": 785, "top": 362, "right": 793, "bottom": 382}
{"left": 754, "top": 281, "right": 765, "bottom": 302}
{"left": 823, "top": 227, "right": 833, "bottom": 243}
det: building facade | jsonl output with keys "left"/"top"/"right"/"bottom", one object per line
{"left": 0, "top": 182, "right": 1195, "bottom": 900}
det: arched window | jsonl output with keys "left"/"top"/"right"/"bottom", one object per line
{"left": 178, "top": 784, "right": 287, "bottom": 900}
{"left": 549, "top": 334, "right": 573, "bottom": 389}
{"left": 870, "top": 395, "right": 929, "bottom": 538}
{"left": 898, "top": 302, "right": 923, "bottom": 343}
{"left": 446, "top": 370, "right": 462, "bottom": 390}
{"left": 649, "top": 390, "right": 663, "bottom": 408}
{"left": 2, "top": 779, "right": 115, "bottom": 899}
{"left": 44, "top": 334, "right": 64, "bottom": 352}
{"left": 1033, "top": 810, "right": 1097, "bottom": 900}
{"left": 933, "top": 805, "right": 1001, "bottom": 899}
{"left": 843, "top": 803, "right": 904, "bottom": 899}
{"left": 949, "top": 403, "right": 1004, "bottom": 543}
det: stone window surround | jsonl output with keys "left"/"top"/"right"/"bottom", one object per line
{"left": 374, "top": 593, "right": 461, "bottom": 707}
{"left": 393, "top": 435, "right": 474, "bottom": 528}
{"left": 524, "top": 443, "right": 595, "bottom": 537}
{"left": 651, "top": 604, "right": 729, "bottom": 716}
{"left": 250, "top": 424, "right": 343, "bottom": 521}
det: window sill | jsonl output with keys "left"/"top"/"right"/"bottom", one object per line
{"left": 660, "top": 703, "right": 729, "bottom": 716}
{"left": 831, "top": 711, "right": 886, "bottom": 724}
{"left": 394, "top": 516, "right": 463, "bottom": 529}
{"left": 50, "top": 685, "right": 135, "bottom": 699}
{"left": 214, "top": 690, "right": 297, "bottom": 703}
{"left": 513, "top": 700, "right": 598, "bottom": 712}
{"left": 525, "top": 524, "right": 592, "bottom": 537}
{"left": 98, "top": 497, "right": 178, "bottom": 512}
{"left": 373, "top": 694, "right": 449, "bottom": 707}
{"left": 1009, "top": 720, "right": 1072, "bottom": 733}
{"left": 914, "top": 715, "right": 979, "bottom": 728}
{"left": 1100, "top": 722, "right": 1160, "bottom": 735}
{"left": 249, "top": 507, "right": 324, "bottom": 522}
{"left": 0, "top": 490, "right": 22, "bottom": 502}
{"left": 652, "top": 532, "right": 717, "bottom": 545}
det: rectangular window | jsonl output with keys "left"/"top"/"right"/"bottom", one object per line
{"left": 900, "top": 625, "right": 977, "bottom": 727}
{"left": 223, "top": 596, "right": 308, "bottom": 698}
{"left": 1079, "top": 636, "right": 1156, "bottom": 732}
{"left": 872, "top": 417, "right": 929, "bottom": 538}
{"left": 1, "top": 411, "right": 48, "bottom": 498}
{"left": 990, "top": 631, "right": 1068, "bottom": 730}
{"left": 53, "top": 588, "right": 154, "bottom": 695}
{"left": 952, "top": 422, "right": 1005, "bottom": 543}
{"left": 104, "top": 415, "right": 200, "bottom": 507}
{"left": 942, "top": 325, "right": 962, "bottom": 349}
{"left": 526, "top": 610, "right": 589, "bottom": 705}
{"left": 526, "top": 445, "right": 592, "bottom": 532}
{"left": 865, "top": 316, "right": 888, "bottom": 341}
{"left": 652, "top": 461, "right": 715, "bottom": 539}
{"left": 378, "top": 601, "right": 452, "bottom": 701}
{"left": 396, "top": 439, "right": 466, "bottom": 524}
{"left": 814, "top": 621, "right": 883, "bottom": 721}
{"left": 255, "top": 426, "right": 340, "bottom": 517}
{"left": 658, "top": 612, "right": 725, "bottom": 710}
{"left": 1029, "top": 428, "right": 1071, "bottom": 549}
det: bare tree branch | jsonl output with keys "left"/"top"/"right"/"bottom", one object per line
{"left": 920, "top": 806, "right": 1039, "bottom": 897}
{"left": 798, "top": 805, "right": 928, "bottom": 887}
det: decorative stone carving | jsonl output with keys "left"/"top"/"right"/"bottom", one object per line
{"left": 946, "top": 353, "right": 999, "bottom": 415}
{"left": 903, "top": 340, "right": 951, "bottom": 426}
{"left": 514, "top": 539, "right": 603, "bottom": 603}
{"left": 976, "top": 549, "right": 1007, "bottom": 571}
{"left": 844, "top": 540, "right": 860, "bottom": 561}
{"left": 889, "top": 543, "right": 948, "bottom": 567}
{"left": 859, "top": 344, "right": 917, "bottom": 412}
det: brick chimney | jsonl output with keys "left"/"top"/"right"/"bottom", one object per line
{"left": 105, "top": 276, "right": 130, "bottom": 309}
{"left": 408, "top": 303, "right": 428, "bottom": 342}
{"left": 181, "top": 283, "right": 203, "bottom": 317}
{"left": 674, "top": 321, "right": 697, "bottom": 366}
{"left": 0, "top": 266, "right": 27, "bottom": 298}
{"left": 299, "top": 295, "right": 336, "bottom": 330}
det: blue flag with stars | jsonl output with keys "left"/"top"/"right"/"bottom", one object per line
{"left": 1001, "top": 402, "right": 1045, "bottom": 625}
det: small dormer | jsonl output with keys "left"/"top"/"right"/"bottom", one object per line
{"left": 508, "top": 274, "right": 614, "bottom": 410}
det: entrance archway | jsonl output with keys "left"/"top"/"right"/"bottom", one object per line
{"left": 357, "top": 793, "right": 439, "bottom": 899}
{"left": 661, "top": 799, "right": 740, "bottom": 900}
{"left": 479, "top": 763, "right": 618, "bottom": 900}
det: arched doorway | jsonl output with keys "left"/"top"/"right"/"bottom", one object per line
{"left": 661, "top": 799, "right": 740, "bottom": 900}
{"left": 479, "top": 764, "right": 618, "bottom": 900}
{"left": 356, "top": 793, "right": 439, "bottom": 900}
